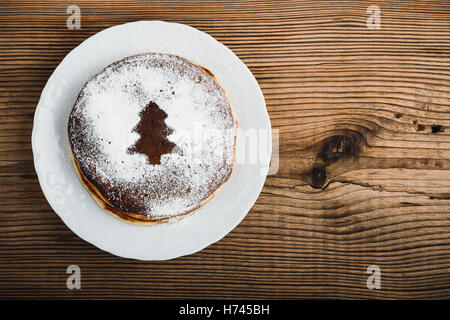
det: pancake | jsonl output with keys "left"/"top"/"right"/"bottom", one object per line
{"left": 68, "top": 53, "right": 237, "bottom": 224}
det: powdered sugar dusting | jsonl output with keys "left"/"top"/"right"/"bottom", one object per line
{"left": 69, "top": 53, "right": 236, "bottom": 219}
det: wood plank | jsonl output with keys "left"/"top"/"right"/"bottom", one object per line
{"left": 0, "top": 0, "right": 449, "bottom": 299}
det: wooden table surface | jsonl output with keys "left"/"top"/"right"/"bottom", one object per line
{"left": 1, "top": 0, "right": 450, "bottom": 299}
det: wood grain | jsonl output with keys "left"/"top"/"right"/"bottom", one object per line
{"left": 1, "top": 0, "right": 450, "bottom": 299}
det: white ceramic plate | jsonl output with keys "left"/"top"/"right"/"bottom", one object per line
{"left": 32, "top": 21, "right": 271, "bottom": 260}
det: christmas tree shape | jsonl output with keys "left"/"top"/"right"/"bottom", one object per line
{"left": 127, "top": 101, "right": 176, "bottom": 165}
